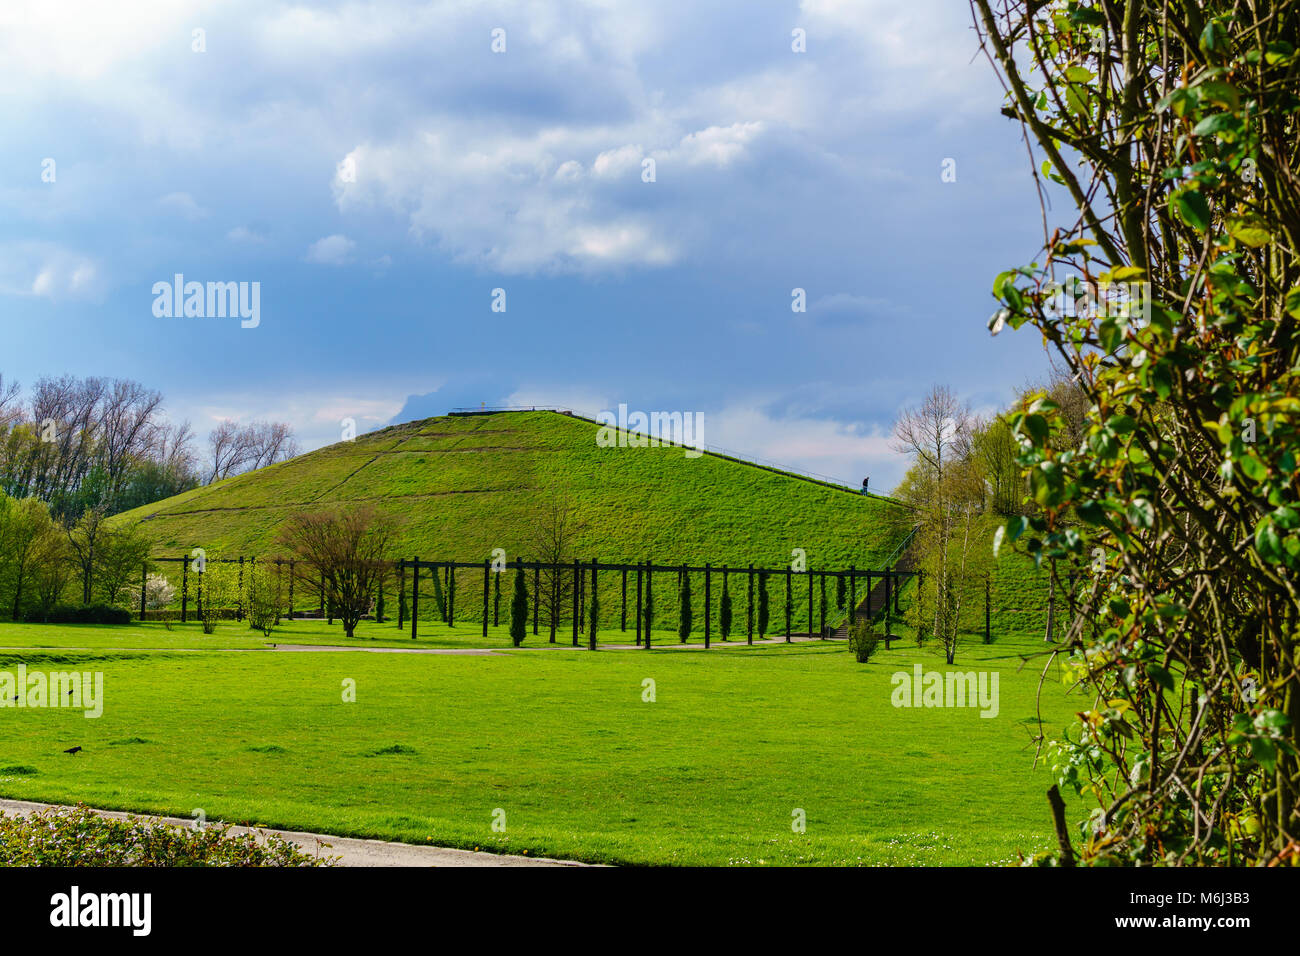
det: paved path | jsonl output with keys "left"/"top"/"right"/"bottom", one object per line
{"left": 0, "top": 798, "right": 586, "bottom": 867}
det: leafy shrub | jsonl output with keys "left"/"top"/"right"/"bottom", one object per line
{"left": 0, "top": 805, "right": 335, "bottom": 866}
{"left": 848, "top": 619, "right": 880, "bottom": 664}
{"left": 24, "top": 604, "right": 131, "bottom": 625}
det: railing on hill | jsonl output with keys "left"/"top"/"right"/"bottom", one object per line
{"left": 447, "top": 405, "right": 910, "bottom": 504}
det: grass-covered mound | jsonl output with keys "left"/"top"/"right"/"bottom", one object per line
{"left": 116, "top": 410, "right": 910, "bottom": 572}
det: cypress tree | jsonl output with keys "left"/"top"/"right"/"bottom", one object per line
{"left": 493, "top": 571, "right": 501, "bottom": 627}
{"left": 588, "top": 570, "right": 599, "bottom": 649}
{"left": 757, "top": 571, "right": 770, "bottom": 637}
{"left": 678, "top": 570, "right": 692, "bottom": 642}
{"left": 509, "top": 564, "right": 528, "bottom": 647}
{"left": 719, "top": 572, "right": 732, "bottom": 641}
{"left": 836, "top": 573, "right": 846, "bottom": 611}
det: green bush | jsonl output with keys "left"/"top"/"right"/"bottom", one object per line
{"left": 0, "top": 804, "right": 335, "bottom": 866}
{"left": 23, "top": 604, "right": 131, "bottom": 625}
{"left": 848, "top": 620, "right": 880, "bottom": 664}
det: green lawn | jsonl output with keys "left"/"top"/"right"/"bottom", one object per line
{"left": 0, "top": 620, "right": 1078, "bottom": 866}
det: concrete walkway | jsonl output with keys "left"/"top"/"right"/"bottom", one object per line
{"left": 0, "top": 798, "right": 586, "bottom": 867}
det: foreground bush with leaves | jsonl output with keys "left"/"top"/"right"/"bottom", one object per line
{"left": 0, "top": 805, "right": 335, "bottom": 866}
{"left": 974, "top": 0, "right": 1300, "bottom": 864}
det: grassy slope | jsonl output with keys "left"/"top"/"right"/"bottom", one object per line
{"left": 115, "top": 410, "right": 912, "bottom": 628}
{"left": 117, "top": 411, "right": 907, "bottom": 568}
{"left": 0, "top": 622, "right": 1075, "bottom": 866}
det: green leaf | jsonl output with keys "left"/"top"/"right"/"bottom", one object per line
{"left": 1127, "top": 498, "right": 1156, "bottom": 529}
{"left": 1173, "top": 190, "right": 1212, "bottom": 232}
{"left": 1146, "top": 664, "right": 1175, "bottom": 693}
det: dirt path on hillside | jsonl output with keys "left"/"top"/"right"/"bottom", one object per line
{"left": 0, "top": 798, "right": 587, "bottom": 867}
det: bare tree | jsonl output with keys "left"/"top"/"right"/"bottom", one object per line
{"left": 525, "top": 495, "right": 588, "bottom": 643}
{"left": 893, "top": 385, "right": 974, "bottom": 661}
{"left": 207, "top": 419, "right": 297, "bottom": 483}
{"left": 0, "top": 374, "right": 20, "bottom": 430}
{"left": 245, "top": 421, "right": 299, "bottom": 470}
{"left": 278, "top": 507, "right": 396, "bottom": 638}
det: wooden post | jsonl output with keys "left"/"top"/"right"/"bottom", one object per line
{"left": 704, "top": 562, "right": 711, "bottom": 650}
{"left": 884, "top": 566, "right": 892, "bottom": 634}
{"left": 644, "top": 561, "right": 652, "bottom": 650}
{"left": 621, "top": 567, "right": 627, "bottom": 632}
{"left": 721, "top": 566, "right": 729, "bottom": 641}
{"left": 411, "top": 558, "right": 419, "bottom": 640}
{"left": 747, "top": 563, "right": 754, "bottom": 645}
{"left": 532, "top": 563, "right": 539, "bottom": 635}
{"left": 482, "top": 559, "right": 490, "bottom": 639}
{"left": 396, "top": 560, "right": 404, "bottom": 629}
{"left": 181, "top": 555, "right": 189, "bottom": 623}
{"left": 806, "top": 567, "right": 813, "bottom": 639}
{"left": 849, "top": 565, "right": 856, "bottom": 629}
{"left": 448, "top": 564, "right": 455, "bottom": 626}
{"left": 635, "top": 564, "right": 643, "bottom": 645}
{"left": 589, "top": 560, "right": 598, "bottom": 650}
{"left": 785, "top": 567, "right": 792, "bottom": 642}
{"left": 574, "top": 556, "right": 585, "bottom": 647}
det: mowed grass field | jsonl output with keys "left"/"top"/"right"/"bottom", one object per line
{"left": 0, "top": 620, "right": 1078, "bottom": 866}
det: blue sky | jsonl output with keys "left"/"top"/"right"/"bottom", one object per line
{"left": 1, "top": 0, "right": 1058, "bottom": 490}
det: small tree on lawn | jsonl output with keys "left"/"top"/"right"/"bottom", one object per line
{"left": 719, "top": 571, "right": 732, "bottom": 641}
{"left": 757, "top": 571, "right": 769, "bottom": 637}
{"left": 278, "top": 507, "right": 395, "bottom": 639}
{"left": 677, "top": 570, "right": 692, "bottom": 642}
{"left": 509, "top": 563, "right": 528, "bottom": 647}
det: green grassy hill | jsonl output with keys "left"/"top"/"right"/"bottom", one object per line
{"left": 118, "top": 410, "right": 912, "bottom": 627}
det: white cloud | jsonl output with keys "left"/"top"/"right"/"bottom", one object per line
{"left": 704, "top": 402, "right": 907, "bottom": 489}
{"left": 0, "top": 241, "right": 104, "bottom": 302}
{"left": 304, "top": 234, "right": 357, "bottom": 266}
{"left": 157, "top": 191, "right": 207, "bottom": 221}
{"left": 227, "top": 225, "right": 266, "bottom": 243}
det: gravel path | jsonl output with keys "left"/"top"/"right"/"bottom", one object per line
{"left": 0, "top": 798, "right": 587, "bottom": 867}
